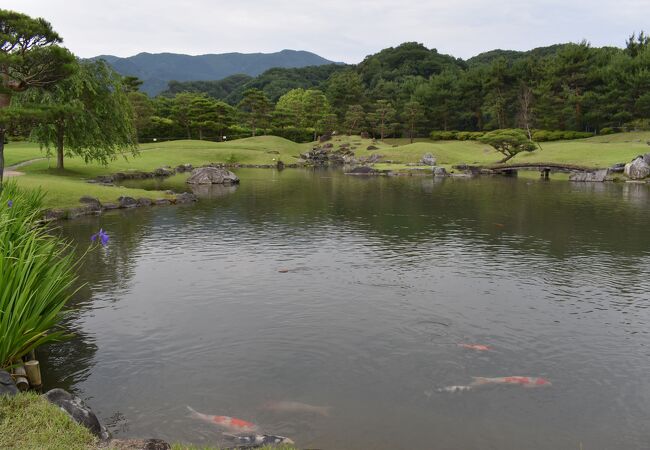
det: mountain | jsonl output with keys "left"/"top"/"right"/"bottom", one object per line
{"left": 93, "top": 50, "right": 338, "bottom": 95}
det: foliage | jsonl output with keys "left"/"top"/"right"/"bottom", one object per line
{"left": 0, "top": 8, "right": 75, "bottom": 181}
{"left": 479, "top": 129, "right": 537, "bottom": 162}
{"left": 238, "top": 88, "right": 272, "bottom": 137}
{"left": 18, "top": 59, "right": 137, "bottom": 170}
{"left": 0, "top": 182, "right": 78, "bottom": 368}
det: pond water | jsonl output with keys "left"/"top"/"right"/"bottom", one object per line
{"left": 42, "top": 169, "right": 650, "bottom": 450}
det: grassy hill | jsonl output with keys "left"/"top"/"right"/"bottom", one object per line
{"left": 4, "top": 133, "right": 648, "bottom": 210}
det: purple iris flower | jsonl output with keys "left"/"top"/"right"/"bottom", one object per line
{"left": 7, "top": 200, "right": 13, "bottom": 208}
{"left": 91, "top": 228, "right": 109, "bottom": 246}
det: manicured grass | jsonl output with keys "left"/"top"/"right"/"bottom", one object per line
{"left": 4, "top": 141, "right": 47, "bottom": 167}
{"left": 15, "top": 174, "right": 173, "bottom": 209}
{"left": 0, "top": 393, "right": 97, "bottom": 450}
{"left": 4, "top": 132, "right": 649, "bottom": 209}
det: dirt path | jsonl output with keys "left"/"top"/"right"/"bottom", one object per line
{"left": 3, "top": 158, "right": 46, "bottom": 178}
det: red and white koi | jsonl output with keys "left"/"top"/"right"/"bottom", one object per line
{"left": 458, "top": 343, "right": 491, "bottom": 351}
{"left": 439, "top": 376, "right": 551, "bottom": 392}
{"left": 187, "top": 406, "right": 259, "bottom": 433}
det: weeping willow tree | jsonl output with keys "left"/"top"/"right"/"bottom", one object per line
{"left": 18, "top": 59, "right": 137, "bottom": 170}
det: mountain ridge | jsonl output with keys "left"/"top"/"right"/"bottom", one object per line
{"left": 92, "top": 49, "right": 339, "bottom": 95}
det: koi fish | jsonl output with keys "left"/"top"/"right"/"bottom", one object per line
{"left": 187, "top": 406, "right": 259, "bottom": 433}
{"left": 224, "top": 433, "right": 295, "bottom": 446}
{"left": 439, "top": 376, "right": 551, "bottom": 393}
{"left": 471, "top": 376, "right": 551, "bottom": 387}
{"left": 458, "top": 343, "right": 491, "bottom": 351}
{"left": 261, "top": 400, "right": 331, "bottom": 417}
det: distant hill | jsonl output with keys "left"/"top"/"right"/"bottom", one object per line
{"left": 93, "top": 50, "right": 339, "bottom": 95}
{"left": 466, "top": 44, "right": 569, "bottom": 66}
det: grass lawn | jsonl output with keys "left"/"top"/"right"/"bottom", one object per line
{"left": 3, "top": 132, "right": 648, "bottom": 209}
{"left": 0, "top": 392, "right": 97, "bottom": 450}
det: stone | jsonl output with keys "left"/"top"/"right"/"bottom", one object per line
{"left": 348, "top": 166, "right": 377, "bottom": 174}
{"left": 276, "top": 160, "right": 285, "bottom": 170}
{"left": 79, "top": 196, "right": 102, "bottom": 211}
{"left": 366, "top": 145, "right": 378, "bottom": 150}
{"left": 118, "top": 196, "right": 139, "bottom": 208}
{"left": 420, "top": 153, "right": 437, "bottom": 166}
{"left": 643, "top": 152, "right": 650, "bottom": 165}
{"left": 101, "top": 439, "right": 171, "bottom": 450}
{"left": 153, "top": 167, "right": 174, "bottom": 177}
{"left": 0, "top": 370, "right": 18, "bottom": 397}
{"left": 323, "top": 142, "right": 334, "bottom": 149}
{"left": 433, "top": 166, "right": 448, "bottom": 177}
{"left": 569, "top": 169, "right": 609, "bottom": 182}
{"left": 43, "top": 389, "right": 109, "bottom": 440}
{"left": 154, "top": 199, "right": 171, "bottom": 206}
{"left": 67, "top": 206, "right": 93, "bottom": 219}
{"left": 367, "top": 153, "right": 382, "bottom": 163}
{"left": 186, "top": 167, "right": 239, "bottom": 185}
{"left": 360, "top": 131, "right": 370, "bottom": 139}
{"left": 609, "top": 163, "right": 626, "bottom": 173}
{"left": 137, "top": 198, "right": 153, "bottom": 207}
{"left": 319, "top": 133, "right": 332, "bottom": 142}
{"left": 43, "top": 209, "right": 66, "bottom": 221}
{"left": 103, "top": 203, "right": 119, "bottom": 210}
{"left": 175, "top": 164, "right": 193, "bottom": 173}
{"left": 624, "top": 157, "right": 650, "bottom": 180}
{"left": 174, "top": 192, "right": 198, "bottom": 204}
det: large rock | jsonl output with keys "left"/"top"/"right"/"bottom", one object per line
{"left": 433, "top": 166, "right": 448, "bottom": 177}
{"left": 644, "top": 152, "right": 650, "bottom": 165}
{"left": 118, "top": 196, "right": 138, "bottom": 208}
{"left": 43, "top": 389, "right": 109, "bottom": 440}
{"left": 186, "top": 167, "right": 239, "bottom": 185}
{"left": 609, "top": 163, "right": 626, "bottom": 173}
{"left": 420, "top": 153, "right": 437, "bottom": 166}
{"left": 347, "top": 166, "right": 377, "bottom": 175}
{"left": 0, "top": 370, "right": 18, "bottom": 397}
{"left": 174, "top": 192, "right": 198, "bottom": 204}
{"left": 624, "top": 157, "right": 650, "bottom": 180}
{"left": 153, "top": 167, "right": 174, "bottom": 177}
{"left": 569, "top": 169, "right": 609, "bottom": 182}
{"left": 175, "top": 163, "right": 193, "bottom": 173}
{"left": 79, "top": 196, "right": 102, "bottom": 211}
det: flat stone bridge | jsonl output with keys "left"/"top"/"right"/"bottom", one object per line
{"left": 455, "top": 162, "right": 606, "bottom": 180}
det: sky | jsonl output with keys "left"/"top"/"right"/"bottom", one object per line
{"left": 6, "top": 0, "right": 650, "bottom": 63}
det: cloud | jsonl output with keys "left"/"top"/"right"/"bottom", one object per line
{"left": 8, "top": 0, "right": 650, "bottom": 62}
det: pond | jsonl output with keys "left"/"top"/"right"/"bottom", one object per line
{"left": 43, "top": 169, "right": 650, "bottom": 449}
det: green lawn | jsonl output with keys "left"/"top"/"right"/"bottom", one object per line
{"left": 3, "top": 132, "right": 648, "bottom": 210}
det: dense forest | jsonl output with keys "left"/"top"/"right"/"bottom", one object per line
{"left": 88, "top": 35, "right": 650, "bottom": 143}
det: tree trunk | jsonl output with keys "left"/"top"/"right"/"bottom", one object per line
{"left": 410, "top": 122, "right": 415, "bottom": 144}
{"left": 56, "top": 124, "right": 65, "bottom": 170}
{"left": 499, "top": 153, "right": 515, "bottom": 163}
{"left": 186, "top": 126, "right": 191, "bottom": 140}
{"left": 198, "top": 127, "right": 203, "bottom": 140}
{"left": 252, "top": 119, "right": 256, "bottom": 137}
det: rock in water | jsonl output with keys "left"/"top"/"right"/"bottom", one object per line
{"left": 0, "top": 370, "right": 18, "bottom": 397}
{"left": 102, "top": 438, "right": 171, "bottom": 449}
{"left": 569, "top": 169, "right": 609, "bottom": 182}
{"left": 186, "top": 167, "right": 240, "bottom": 185}
{"left": 433, "top": 166, "right": 448, "bottom": 177}
{"left": 624, "top": 157, "right": 650, "bottom": 180}
{"left": 421, "top": 153, "right": 437, "bottom": 166}
{"left": 43, "top": 388, "right": 109, "bottom": 440}
{"left": 118, "top": 196, "right": 138, "bottom": 208}
{"left": 79, "top": 196, "right": 102, "bottom": 211}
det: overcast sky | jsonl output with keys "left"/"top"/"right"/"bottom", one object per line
{"left": 6, "top": 0, "right": 650, "bottom": 62}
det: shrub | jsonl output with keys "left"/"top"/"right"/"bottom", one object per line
{"left": 599, "top": 127, "right": 616, "bottom": 135}
{"left": 0, "top": 183, "right": 78, "bottom": 369}
{"left": 429, "top": 131, "right": 457, "bottom": 140}
{"left": 271, "top": 127, "right": 314, "bottom": 143}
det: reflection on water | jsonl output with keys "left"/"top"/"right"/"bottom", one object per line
{"left": 47, "top": 170, "right": 650, "bottom": 449}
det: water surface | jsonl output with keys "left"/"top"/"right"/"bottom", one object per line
{"left": 43, "top": 170, "right": 650, "bottom": 449}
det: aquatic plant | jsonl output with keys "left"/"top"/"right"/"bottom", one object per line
{"left": 0, "top": 182, "right": 79, "bottom": 369}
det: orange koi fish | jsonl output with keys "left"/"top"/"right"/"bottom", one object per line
{"left": 187, "top": 406, "right": 259, "bottom": 433}
{"left": 458, "top": 343, "right": 491, "bottom": 351}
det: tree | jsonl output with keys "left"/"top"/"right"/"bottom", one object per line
{"left": 479, "top": 129, "right": 537, "bottom": 163}
{"left": 127, "top": 91, "right": 154, "bottom": 142}
{"left": 371, "top": 100, "right": 396, "bottom": 140}
{"left": 344, "top": 105, "right": 365, "bottom": 135}
{"left": 21, "top": 59, "right": 136, "bottom": 170}
{"left": 122, "top": 75, "right": 143, "bottom": 92}
{"left": 0, "top": 9, "right": 75, "bottom": 182}
{"left": 238, "top": 88, "right": 271, "bottom": 136}
{"left": 171, "top": 93, "right": 195, "bottom": 139}
{"left": 326, "top": 70, "right": 365, "bottom": 118}
{"left": 402, "top": 100, "right": 424, "bottom": 143}
{"left": 303, "top": 89, "right": 330, "bottom": 140}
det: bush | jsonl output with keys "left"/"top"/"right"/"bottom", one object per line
{"left": 429, "top": 131, "right": 458, "bottom": 140}
{"left": 532, "top": 130, "right": 593, "bottom": 141}
{"left": 0, "top": 183, "right": 78, "bottom": 369}
{"left": 599, "top": 127, "right": 616, "bottom": 135}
